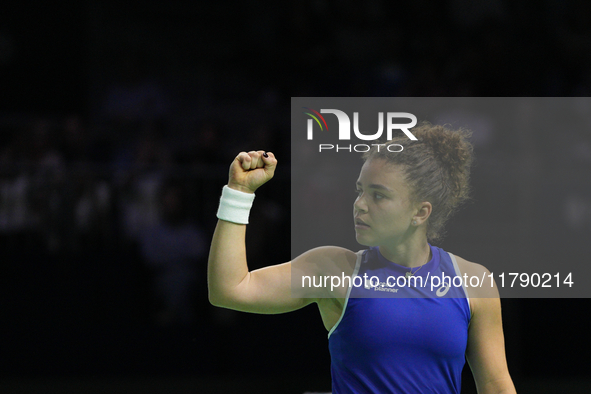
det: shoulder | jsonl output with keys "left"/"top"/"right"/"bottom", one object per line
{"left": 452, "top": 254, "right": 491, "bottom": 278}
{"left": 292, "top": 246, "right": 359, "bottom": 269}
{"left": 449, "top": 253, "right": 499, "bottom": 311}
{"left": 291, "top": 246, "right": 359, "bottom": 299}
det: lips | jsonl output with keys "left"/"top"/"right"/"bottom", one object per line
{"left": 355, "top": 218, "right": 370, "bottom": 227}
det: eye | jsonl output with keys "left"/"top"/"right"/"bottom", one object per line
{"left": 374, "top": 193, "right": 384, "bottom": 200}
{"left": 355, "top": 188, "right": 363, "bottom": 196}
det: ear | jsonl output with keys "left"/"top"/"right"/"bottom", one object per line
{"left": 413, "top": 201, "right": 432, "bottom": 225}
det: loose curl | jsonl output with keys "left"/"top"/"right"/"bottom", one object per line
{"left": 362, "top": 122, "right": 474, "bottom": 243}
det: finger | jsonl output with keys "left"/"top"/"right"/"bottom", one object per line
{"left": 236, "top": 152, "right": 251, "bottom": 171}
{"left": 247, "top": 151, "right": 260, "bottom": 170}
{"left": 255, "top": 150, "right": 267, "bottom": 168}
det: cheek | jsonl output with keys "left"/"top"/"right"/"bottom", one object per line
{"left": 379, "top": 205, "right": 408, "bottom": 224}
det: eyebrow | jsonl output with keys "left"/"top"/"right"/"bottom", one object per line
{"left": 356, "top": 181, "right": 393, "bottom": 192}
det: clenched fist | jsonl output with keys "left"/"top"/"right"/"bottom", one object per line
{"left": 228, "top": 151, "right": 277, "bottom": 194}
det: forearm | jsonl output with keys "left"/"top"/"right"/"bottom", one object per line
{"left": 207, "top": 218, "right": 250, "bottom": 306}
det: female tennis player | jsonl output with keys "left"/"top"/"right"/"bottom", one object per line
{"left": 208, "top": 123, "right": 516, "bottom": 394}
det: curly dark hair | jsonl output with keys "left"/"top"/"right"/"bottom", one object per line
{"left": 362, "top": 122, "right": 474, "bottom": 243}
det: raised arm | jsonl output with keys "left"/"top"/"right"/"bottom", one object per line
{"left": 207, "top": 150, "right": 315, "bottom": 314}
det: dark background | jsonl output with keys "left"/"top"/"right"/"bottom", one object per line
{"left": 1, "top": 1, "right": 590, "bottom": 393}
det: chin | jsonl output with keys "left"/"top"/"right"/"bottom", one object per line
{"left": 355, "top": 234, "right": 375, "bottom": 247}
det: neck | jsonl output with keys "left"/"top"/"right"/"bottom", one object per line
{"left": 378, "top": 238, "right": 432, "bottom": 268}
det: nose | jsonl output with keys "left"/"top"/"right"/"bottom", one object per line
{"left": 354, "top": 193, "right": 368, "bottom": 214}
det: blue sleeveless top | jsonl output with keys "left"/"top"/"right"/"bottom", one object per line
{"left": 328, "top": 245, "right": 471, "bottom": 394}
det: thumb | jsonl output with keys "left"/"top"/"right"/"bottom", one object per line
{"left": 261, "top": 151, "right": 277, "bottom": 176}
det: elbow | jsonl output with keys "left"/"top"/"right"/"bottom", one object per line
{"left": 208, "top": 290, "right": 225, "bottom": 308}
{"left": 208, "top": 289, "right": 236, "bottom": 309}
{"left": 209, "top": 289, "right": 249, "bottom": 312}
{"left": 208, "top": 273, "right": 250, "bottom": 309}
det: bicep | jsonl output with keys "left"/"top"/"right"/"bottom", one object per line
{"left": 216, "top": 246, "right": 354, "bottom": 314}
{"left": 466, "top": 298, "right": 506, "bottom": 379}
{"left": 466, "top": 296, "right": 516, "bottom": 394}
{"left": 231, "top": 261, "right": 316, "bottom": 314}
{"left": 456, "top": 257, "right": 516, "bottom": 393}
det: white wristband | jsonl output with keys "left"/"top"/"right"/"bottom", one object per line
{"left": 216, "top": 185, "right": 255, "bottom": 224}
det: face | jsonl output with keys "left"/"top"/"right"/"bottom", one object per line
{"left": 354, "top": 159, "right": 417, "bottom": 247}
